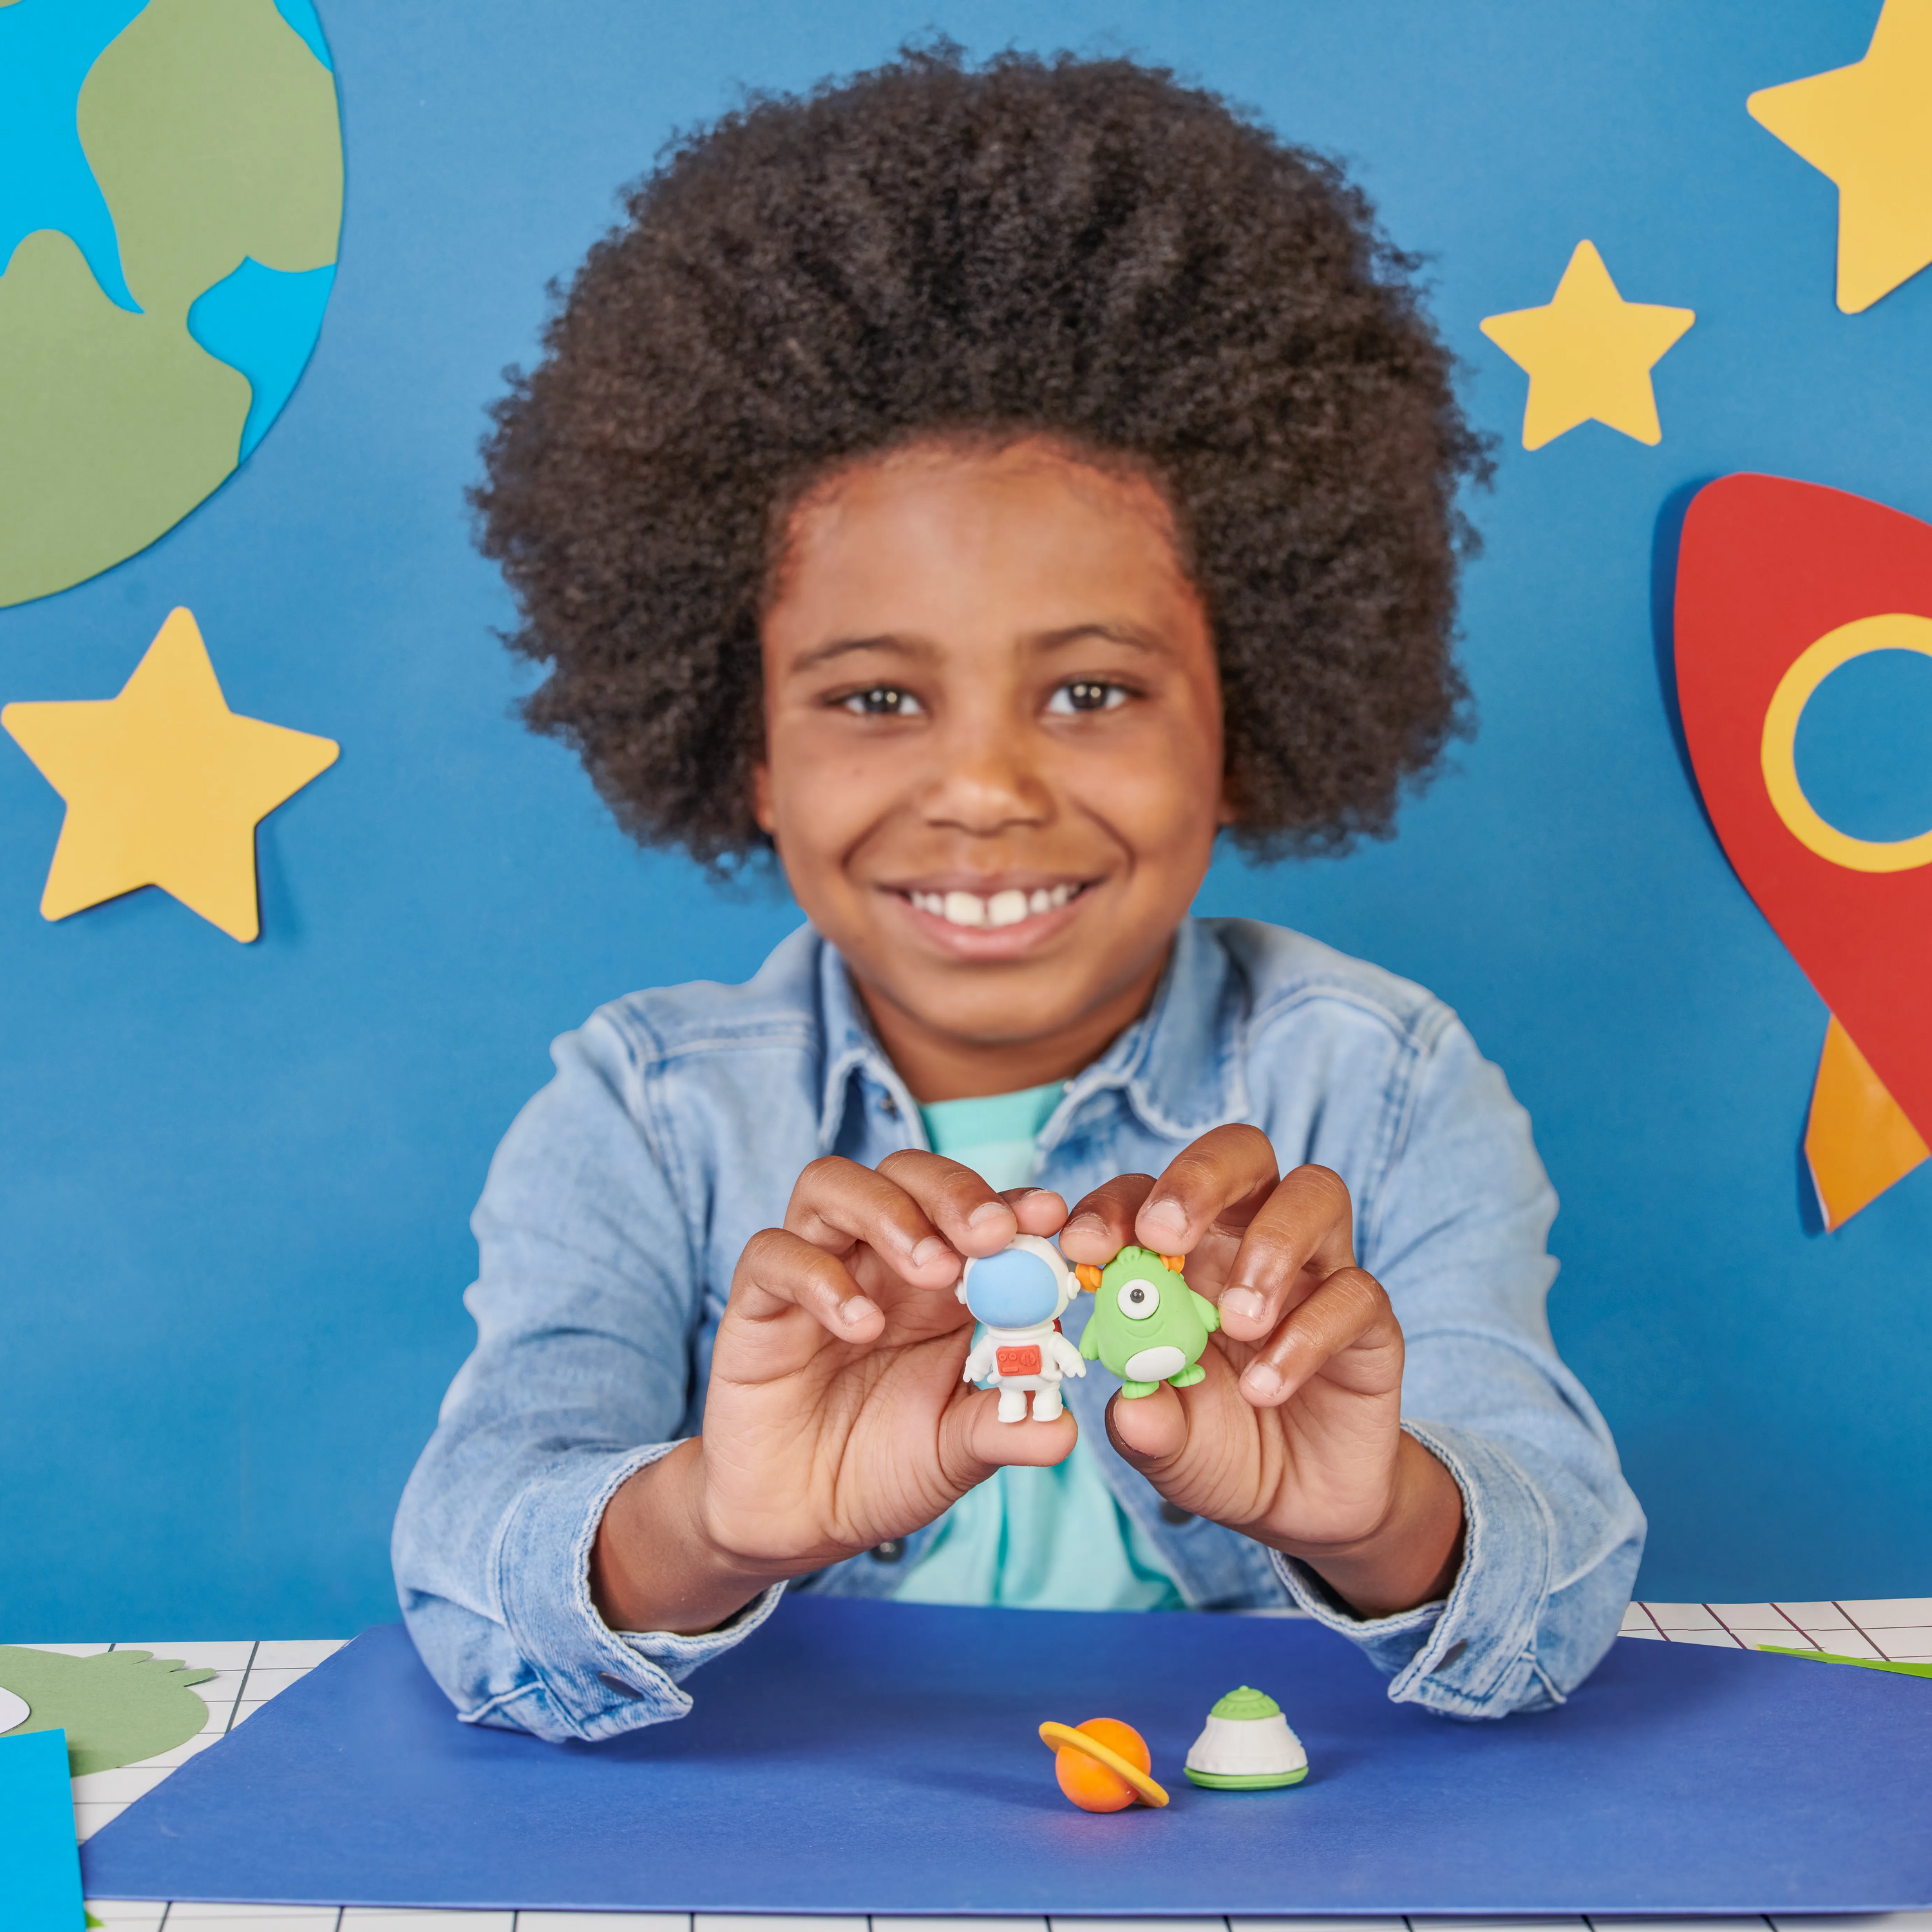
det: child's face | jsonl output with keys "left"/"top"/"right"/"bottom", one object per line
{"left": 755, "top": 437, "right": 1228, "bottom": 1095}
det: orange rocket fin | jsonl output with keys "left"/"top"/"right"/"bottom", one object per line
{"left": 1804, "top": 1013, "right": 1929, "bottom": 1231}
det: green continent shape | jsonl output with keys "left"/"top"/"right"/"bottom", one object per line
{"left": 0, "top": 1646, "right": 216, "bottom": 1777}
{"left": 0, "top": 229, "right": 249, "bottom": 607}
{"left": 79, "top": 0, "right": 343, "bottom": 317}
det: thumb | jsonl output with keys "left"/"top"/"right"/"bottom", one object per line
{"left": 1104, "top": 1383, "right": 1189, "bottom": 1470}
{"left": 940, "top": 1390, "right": 1079, "bottom": 1491}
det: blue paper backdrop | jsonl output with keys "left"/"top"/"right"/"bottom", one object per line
{"left": 3, "top": 0, "right": 1926, "bottom": 1639}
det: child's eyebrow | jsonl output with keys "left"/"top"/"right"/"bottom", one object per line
{"left": 1033, "top": 621, "right": 1165, "bottom": 656}
{"left": 789, "top": 621, "right": 1166, "bottom": 676}
{"left": 790, "top": 633, "right": 930, "bottom": 674}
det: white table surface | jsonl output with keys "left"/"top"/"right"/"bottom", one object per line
{"left": 35, "top": 1598, "right": 1932, "bottom": 1932}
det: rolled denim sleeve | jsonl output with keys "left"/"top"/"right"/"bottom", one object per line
{"left": 392, "top": 1011, "right": 779, "bottom": 1742}
{"left": 1272, "top": 1012, "right": 1645, "bottom": 1718}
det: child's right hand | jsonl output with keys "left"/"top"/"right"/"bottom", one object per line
{"left": 591, "top": 1152, "right": 1074, "bottom": 1636}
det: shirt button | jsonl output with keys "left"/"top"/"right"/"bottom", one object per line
{"left": 598, "top": 1671, "right": 645, "bottom": 1698}
{"left": 880, "top": 1094, "right": 899, "bottom": 1118}
{"left": 869, "top": 1538, "right": 905, "bottom": 1563}
{"left": 1159, "top": 1501, "right": 1193, "bottom": 1525}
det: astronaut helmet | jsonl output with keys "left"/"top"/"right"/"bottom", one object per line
{"left": 956, "top": 1233, "right": 1076, "bottom": 1328}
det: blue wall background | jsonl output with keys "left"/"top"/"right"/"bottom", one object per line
{"left": 4, "top": 0, "right": 1927, "bottom": 1638}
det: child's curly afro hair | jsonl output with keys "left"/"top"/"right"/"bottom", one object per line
{"left": 474, "top": 42, "right": 1489, "bottom": 869}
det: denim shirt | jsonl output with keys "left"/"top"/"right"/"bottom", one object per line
{"left": 393, "top": 918, "right": 1644, "bottom": 1741}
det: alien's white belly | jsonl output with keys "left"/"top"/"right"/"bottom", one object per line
{"left": 1123, "top": 1344, "right": 1186, "bottom": 1381}
{"left": 0, "top": 1685, "right": 28, "bottom": 1734}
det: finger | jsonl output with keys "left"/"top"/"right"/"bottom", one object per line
{"left": 1057, "top": 1172, "right": 1156, "bottom": 1264}
{"left": 1131, "top": 1124, "right": 1280, "bottom": 1258}
{"left": 1001, "top": 1187, "right": 1068, "bottom": 1237}
{"left": 782, "top": 1155, "right": 965, "bottom": 1287}
{"left": 724, "top": 1226, "right": 886, "bottom": 1356}
{"left": 941, "top": 1388, "right": 1080, "bottom": 1490}
{"left": 1103, "top": 1381, "right": 1189, "bottom": 1466}
{"left": 1215, "top": 1165, "right": 1358, "bottom": 1341}
{"left": 1235, "top": 1265, "right": 1396, "bottom": 1407}
{"left": 875, "top": 1148, "right": 1024, "bottom": 1256}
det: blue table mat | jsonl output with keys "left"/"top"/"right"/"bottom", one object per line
{"left": 82, "top": 1594, "right": 1932, "bottom": 1914}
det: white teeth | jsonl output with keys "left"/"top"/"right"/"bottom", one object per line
{"left": 913, "top": 884, "right": 1083, "bottom": 927}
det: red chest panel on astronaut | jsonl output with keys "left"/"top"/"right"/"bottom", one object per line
{"left": 996, "top": 1344, "right": 1043, "bottom": 1376}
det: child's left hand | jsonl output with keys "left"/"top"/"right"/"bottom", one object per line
{"left": 1058, "top": 1127, "right": 1466, "bottom": 1619}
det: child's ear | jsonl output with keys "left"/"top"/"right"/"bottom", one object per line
{"left": 1216, "top": 769, "right": 1240, "bottom": 828}
{"left": 751, "top": 761, "right": 777, "bottom": 835}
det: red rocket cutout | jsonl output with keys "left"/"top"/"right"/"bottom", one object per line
{"left": 1674, "top": 474, "right": 1932, "bottom": 1226}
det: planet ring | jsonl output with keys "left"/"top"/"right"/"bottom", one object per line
{"left": 1760, "top": 611, "right": 1932, "bottom": 874}
{"left": 1037, "top": 1720, "right": 1171, "bottom": 1806}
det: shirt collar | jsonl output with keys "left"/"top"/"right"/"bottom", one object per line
{"left": 813, "top": 918, "right": 1242, "bottom": 1156}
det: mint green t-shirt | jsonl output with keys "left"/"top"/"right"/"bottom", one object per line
{"left": 891, "top": 1080, "right": 1183, "bottom": 1611}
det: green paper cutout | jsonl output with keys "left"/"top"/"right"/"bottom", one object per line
{"left": 0, "top": 0, "right": 342, "bottom": 607}
{"left": 88, "top": 1914, "right": 105, "bottom": 1927}
{"left": 1759, "top": 1643, "right": 1932, "bottom": 1679}
{"left": 0, "top": 1648, "right": 218, "bottom": 1777}
{"left": 79, "top": 0, "right": 343, "bottom": 315}
{"left": 0, "top": 229, "right": 249, "bottom": 607}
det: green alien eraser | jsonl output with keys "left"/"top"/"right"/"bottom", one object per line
{"left": 1077, "top": 1244, "right": 1220, "bottom": 1397}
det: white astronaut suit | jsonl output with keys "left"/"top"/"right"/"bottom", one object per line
{"left": 957, "top": 1233, "right": 1088, "bottom": 1422}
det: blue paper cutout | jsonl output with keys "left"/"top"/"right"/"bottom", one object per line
{"left": 271, "top": 0, "right": 333, "bottom": 73}
{"left": 187, "top": 257, "right": 338, "bottom": 457}
{"left": 0, "top": 0, "right": 149, "bottom": 312}
{"left": 0, "top": 1728, "right": 84, "bottom": 1932}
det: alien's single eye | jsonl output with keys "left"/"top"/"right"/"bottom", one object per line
{"left": 838, "top": 685, "right": 923, "bottom": 717}
{"left": 1115, "top": 1278, "right": 1159, "bottom": 1320}
{"left": 1046, "top": 679, "right": 1130, "bottom": 715}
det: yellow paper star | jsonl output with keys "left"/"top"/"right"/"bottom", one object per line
{"left": 1748, "top": 0, "right": 1932, "bottom": 314}
{"left": 1, "top": 608, "right": 337, "bottom": 942}
{"left": 1479, "top": 240, "right": 1696, "bottom": 451}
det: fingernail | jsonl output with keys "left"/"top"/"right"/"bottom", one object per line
{"left": 1140, "top": 1198, "right": 1188, "bottom": 1244}
{"left": 909, "top": 1236, "right": 953, "bottom": 1272}
{"left": 839, "top": 1296, "right": 880, "bottom": 1329}
{"left": 1222, "top": 1287, "right": 1266, "bottom": 1326}
{"left": 1061, "top": 1212, "right": 1104, "bottom": 1240}
{"left": 1242, "top": 1362, "right": 1283, "bottom": 1401}
{"left": 969, "top": 1200, "right": 1014, "bottom": 1227}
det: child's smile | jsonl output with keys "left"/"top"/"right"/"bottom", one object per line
{"left": 755, "top": 437, "right": 1231, "bottom": 1101}
{"left": 893, "top": 874, "right": 1092, "bottom": 952}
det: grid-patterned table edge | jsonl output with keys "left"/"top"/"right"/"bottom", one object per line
{"left": 35, "top": 1602, "right": 1931, "bottom": 1928}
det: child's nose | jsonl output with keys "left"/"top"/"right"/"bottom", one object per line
{"left": 920, "top": 721, "right": 1051, "bottom": 833}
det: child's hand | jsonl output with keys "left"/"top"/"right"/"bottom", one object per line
{"left": 1059, "top": 1128, "right": 1464, "bottom": 1618}
{"left": 592, "top": 1155, "right": 1073, "bottom": 1635}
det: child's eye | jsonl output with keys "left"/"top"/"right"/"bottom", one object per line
{"left": 1047, "top": 680, "right": 1130, "bottom": 715}
{"left": 838, "top": 686, "right": 923, "bottom": 717}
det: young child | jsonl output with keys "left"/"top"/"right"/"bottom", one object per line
{"left": 393, "top": 44, "right": 1643, "bottom": 1741}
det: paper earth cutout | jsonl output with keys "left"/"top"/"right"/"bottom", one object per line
{"left": 0, "top": 0, "right": 343, "bottom": 609}
{"left": 1674, "top": 473, "right": 1932, "bottom": 1226}
{"left": 0, "top": 1647, "right": 215, "bottom": 1777}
